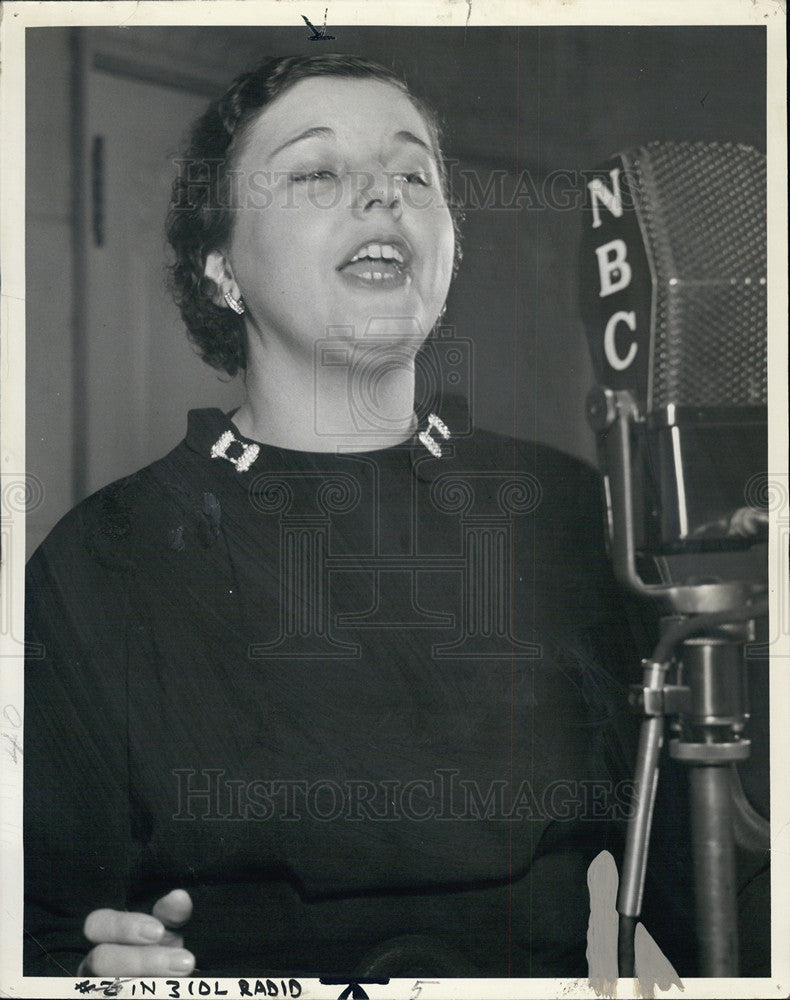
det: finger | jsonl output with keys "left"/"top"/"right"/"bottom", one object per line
{"left": 152, "top": 888, "right": 193, "bottom": 929}
{"left": 84, "top": 909, "right": 165, "bottom": 946}
{"left": 160, "top": 930, "right": 184, "bottom": 948}
{"left": 85, "top": 943, "right": 195, "bottom": 977}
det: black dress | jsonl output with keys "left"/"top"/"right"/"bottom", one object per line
{"left": 24, "top": 400, "right": 643, "bottom": 977}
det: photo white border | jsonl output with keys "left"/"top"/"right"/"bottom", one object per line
{"left": 2, "top": 2, "right": 787, "bottom": 998}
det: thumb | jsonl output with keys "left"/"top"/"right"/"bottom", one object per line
{"left": 152, "top": 889, "right": 193, "bottom": 929}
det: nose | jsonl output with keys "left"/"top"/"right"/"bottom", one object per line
{"left": 353, "top": 169, "right": 403, "bottom": 220}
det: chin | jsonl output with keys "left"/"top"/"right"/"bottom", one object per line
{"left": 333, "top": 310, "right": 432, "bottom": 344}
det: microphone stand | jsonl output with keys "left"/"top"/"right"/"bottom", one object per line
{"left": 587, "top": 387, "right": 768, "bottom": 979}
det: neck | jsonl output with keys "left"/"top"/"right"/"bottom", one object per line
{"left": 233, "top": 330, "right": 420, "bottom": 453}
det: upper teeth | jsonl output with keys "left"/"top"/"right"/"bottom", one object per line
{"left": 349, "top": 243, "right": 405, "bottom": 264}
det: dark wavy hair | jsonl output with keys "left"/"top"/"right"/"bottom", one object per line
{"left": 165, "top": 53, "right": 461, "bottom": 378}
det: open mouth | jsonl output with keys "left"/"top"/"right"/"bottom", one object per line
{"left": 338, "top": 240, "right": 412, "bottom": 285}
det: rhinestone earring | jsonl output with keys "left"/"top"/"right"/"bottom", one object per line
{"left": 224, "top": 290, "right": 245, "bottom": 315}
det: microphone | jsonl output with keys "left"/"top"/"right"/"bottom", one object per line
{"left": 579, "top": 141, "right": 767, "bottom": 612}
{"left": 577, "top": 142, "right": 770, "bottom": 978}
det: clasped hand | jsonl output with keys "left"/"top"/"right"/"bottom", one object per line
{"left": 79, "top": 889, "right": 195, "bottom": 977}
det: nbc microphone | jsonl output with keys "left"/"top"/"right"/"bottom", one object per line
{"left": 579, "top": 141, "right": 767, "bottom": 612}
{"left": 578, "top": 141, "right": 769, "bottom": 978}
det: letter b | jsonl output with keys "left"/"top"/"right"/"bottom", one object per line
{"left": 595, "top": 239, "right": 632, "bottom": 297}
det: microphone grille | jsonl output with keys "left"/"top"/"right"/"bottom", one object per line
{"left": 625, "top": 141, "right": 766, "bottom": 408}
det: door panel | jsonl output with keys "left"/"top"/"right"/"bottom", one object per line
{"left": 83, "top": 70, "right": 242, "bottom": 496}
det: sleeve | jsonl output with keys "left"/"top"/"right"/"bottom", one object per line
{"left": 24, "top": 512, "right": 140, "bottom": 975}
{"left": 501, "top": 444, "right": 642, "bottom": 974}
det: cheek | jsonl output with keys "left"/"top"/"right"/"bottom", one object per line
{"left": 229, "top": 214, "right": 273, "bottom": 286}
{"left": 230, "top": 206, "right": 314, "bottom": 288}
{"left": 432, "top": 208, "right": 456, "bottom": 296}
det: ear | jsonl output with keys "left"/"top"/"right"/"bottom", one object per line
{"left": 204, "top": 251, "right": 240, "bottom": 308}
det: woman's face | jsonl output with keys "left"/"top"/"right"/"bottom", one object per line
{"left": 220, "top": 76, "right": 455, "bottom": 358}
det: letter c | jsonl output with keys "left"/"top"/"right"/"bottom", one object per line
{"left": 603, "top": 310, "right": 638, "bottom": 371}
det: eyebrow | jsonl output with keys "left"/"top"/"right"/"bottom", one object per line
{"left": 268, "top": 126, "right": 435, "bottom": 161}
{"left": 393, "top": 130, "right": 433, "bottom": 155}
{"left": 269, "top": 126, "right": 336, "bottom": 160}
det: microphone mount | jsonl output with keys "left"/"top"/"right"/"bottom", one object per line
{"left": 587, "top": 384, "right": 768, "bottom": 978}
{"left": 586, "top": 386, "right": 766, "bottom": 615}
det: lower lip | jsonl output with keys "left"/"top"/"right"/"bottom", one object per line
{"left": 337, "top": 261, "right": 412, "bottom": 289}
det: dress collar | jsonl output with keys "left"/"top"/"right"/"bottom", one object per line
{"left": 183, "top": 396, "right": 471, "bottom": 483}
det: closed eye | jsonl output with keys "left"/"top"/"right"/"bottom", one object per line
{"left": 289, "top": 169, "right": 339, "bottom": 183}
{"left": 396, "top": 172, "right": 430, "bottom": 186}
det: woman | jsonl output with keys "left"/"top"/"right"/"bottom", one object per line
{"left": 24, "top": 54, "right": 636, "bottom": 979}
